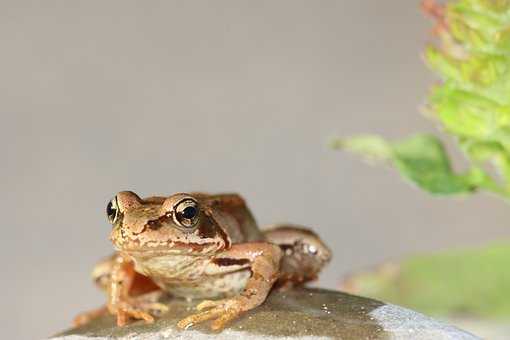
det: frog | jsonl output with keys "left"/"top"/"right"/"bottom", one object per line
{"left": 74, "top": 191, "right": 331, "bottom": 331}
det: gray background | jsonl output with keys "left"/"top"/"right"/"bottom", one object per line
{"left": 1, "top": 1, "right": 508, "bottom": 339}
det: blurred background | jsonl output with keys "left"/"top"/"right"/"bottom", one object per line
{"left": 2, "top": 1, "right": 509, "bottom": 339}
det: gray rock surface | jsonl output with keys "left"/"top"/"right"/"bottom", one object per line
{"left": 52, "top": 288, "right": 479, "bottom": 340}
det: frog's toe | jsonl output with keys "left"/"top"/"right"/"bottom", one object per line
{"left": 177, "top": 307, "right": 225, "bottom": 329}
{"left": 210, "top": 308, "right": 242, "bottom": 331}
{"left": 73, "top": 306, "right": 108, "bottom": 326}
{"left": 177, "top": 297, "right": 246, "bottom": 330}
{"left": 117, "top": 308, "right": 154, "bottom": 326}
{"left": 196, "top": 299, "right": 225, "bottom": 311}
{"left": 114, "top": 302, "right": 156, "bottom": 326}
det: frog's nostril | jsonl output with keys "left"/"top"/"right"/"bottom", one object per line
{"left": 147, "top": 219, "right": 161, "bottom": 230}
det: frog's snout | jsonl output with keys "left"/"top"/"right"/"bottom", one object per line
{"left": 319, "top": 244, "right": 332, "bottom": 263}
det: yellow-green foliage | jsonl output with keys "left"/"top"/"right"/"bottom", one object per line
{"left": 342, "top": 243, "right": 510, "bottom": 318}
{"left": 335, "top": 0, "right": 510, "bottom": 197}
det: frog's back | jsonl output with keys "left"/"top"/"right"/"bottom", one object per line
{"left": 192, "top": 193, "right": 264, "bottom": 244}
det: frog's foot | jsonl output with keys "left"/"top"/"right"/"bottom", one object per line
{"left": 111, "top": 298, "right": 169, "bottom": 326}
{"left": 73, "top": 306, "right": 108, "bottom": 327}
{"left": 177, "top": 297, "right": 251, "bottom": 331}
{"left": 112, "top": 301, "right": 154, "bottom": 326}
{"left": 177, "top": 243, "right": 282, "bottom": 331}
{"left": 134, "top": 291, "right": 169, "bottom": 317}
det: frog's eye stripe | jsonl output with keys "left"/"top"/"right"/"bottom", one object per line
{"left": 173, "top": 198, "right": 200, "bottom": 229}
{"left": 106, "top": 197, "right": 119, "bottom": 224}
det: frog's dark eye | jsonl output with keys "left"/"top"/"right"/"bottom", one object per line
{"left": 106, "top": 197, "right": 119, "bottom": 224}
{"left": 173, "top": 198, "right": 200, "bottom": 229}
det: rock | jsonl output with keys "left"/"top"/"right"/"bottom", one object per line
{"left": 52, "top": 288, "right": 479, "bottom": 340}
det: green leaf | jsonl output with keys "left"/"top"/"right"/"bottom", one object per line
{"left": 332, "top": 134, "right": 482, "bottom": 195}
{"left": 333, "top": 1, "right": 510, "bottom": 199}
{"left": 340, "top": 243, "right": 510, "bottom": 318}
{"left": 429, "top": 84, "right": 510, "bottom": 140}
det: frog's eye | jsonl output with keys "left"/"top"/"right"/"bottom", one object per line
{"left": 173, "top": 198, "right": 200, "bottom": 229}
{"left": 106, "top": 197, "right": 120, "bottom": 224}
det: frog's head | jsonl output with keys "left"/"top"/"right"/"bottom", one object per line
{"left": 108, "top": 191, "right": 229, "bottom": 256}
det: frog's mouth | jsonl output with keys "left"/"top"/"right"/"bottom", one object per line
{"left": 113, "top": 238, "right": 222, "bottom": 257}
{"left": 111, "top": 221, "right": 224, "bottom": 256}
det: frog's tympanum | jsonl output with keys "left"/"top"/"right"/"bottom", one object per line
{"left": 75, "top": 192, "right": 331, "bottom": 331}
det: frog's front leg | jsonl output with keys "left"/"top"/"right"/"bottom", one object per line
{"left": 107, "top": 254, "right": 170, "bottom": 326}
{"left": 74, "top": 253, "right": 165, "bottom": 326}
{"left": 177, "top": 242, "right": 282, "bottom": 331}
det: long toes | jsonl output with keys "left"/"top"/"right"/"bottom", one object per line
{"left": 211, "top": 310, "right": 239, "bottom": 331}
{"left": 177, "top": 307, "right": 224, "bottom": 329}
{"left": 133, "top": 310, "right": 155, "bottom": 323}
{"left": 196, "top": 300, "right": 224, "bottom": 311}
{"left": 120, "top": 307, "right": 155, "bottom": 324}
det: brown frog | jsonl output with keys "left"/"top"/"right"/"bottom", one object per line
{"left": 75, "top": 191, "right": 331, "bottom": 330}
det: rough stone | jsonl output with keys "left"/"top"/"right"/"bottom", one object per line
{"left": 52, "top": 288, "right": 479, "bottom": 340}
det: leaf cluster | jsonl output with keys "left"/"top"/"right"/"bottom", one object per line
{"left": 335, "top": 0, "right": 510, "bottom": 198}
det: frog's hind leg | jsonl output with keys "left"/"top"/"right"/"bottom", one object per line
{"left": 74, "top": 254, "right": 118, "bottom": 326}
{"left": 263, "top": 224, "right": 331, "bottom": 287}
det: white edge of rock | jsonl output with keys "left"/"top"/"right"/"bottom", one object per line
{"left": 369, "top": 304, "right": 481, "bottom": 340}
